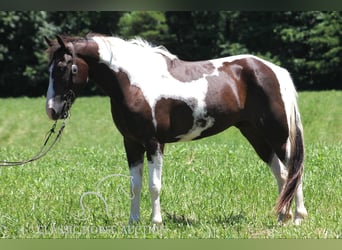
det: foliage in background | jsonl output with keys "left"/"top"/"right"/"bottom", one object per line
{"left": 117, "top": 11, "right": 169, "bottom": 44}
{"left": 216, "top": 11, "right": 342, "bottom": 87}
{"left": 165, "top": 11, "right": 226, "bottom": 60}
{"left": 0, "top": 11, "right": 341, "bottom": 97}
{"left": 0, "top": 11, "right": 57, "bottom": 96}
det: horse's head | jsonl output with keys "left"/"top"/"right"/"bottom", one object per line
{"left": 45, "top": 35, "right": 89, "bottom": 120}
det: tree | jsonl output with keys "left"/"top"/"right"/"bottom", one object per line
{"left": 165, "top": 11, "right": 225, "bottom": 60}
{"left": 47, "top": 11, "right": 123, "bottom": 36}
{"left": 215, "top": 11, "right": 342, "bottom": 89}
{"left": 0, "top": 11, "right": 58, "bottom": 97}
{"left": 275, "top": 11, "right": 342, "bottom": 88}
{"left": 117, "top": 11, "right": 170, "bottom": 45}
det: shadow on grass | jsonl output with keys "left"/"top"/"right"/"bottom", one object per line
{"left": 165, "top": 211, "right": 247, "bottom": 227}
{"left": 165, "top": 212, "right": 196, "bottom": 226}
{"left": 214, "top": 212, "right": 247, "bottom": 227}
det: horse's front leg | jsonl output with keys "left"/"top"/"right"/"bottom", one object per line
{"left": 124, "top": 138, "right": 145, "bottom": 224}
{"left": 146, "top": 139, "right": 164, "bottom": 225}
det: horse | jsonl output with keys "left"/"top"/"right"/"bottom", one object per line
{"left": 44, "top": 34, "right": 308, "bottom": 225}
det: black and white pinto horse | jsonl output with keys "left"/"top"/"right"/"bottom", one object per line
{"left": 45, "top": 34, "right": 308, "bottom": 225}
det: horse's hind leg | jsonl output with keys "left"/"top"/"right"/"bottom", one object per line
{"left": 293, "top": 176, "right": 307, "bottom": 225}
{"left": 269, "top": 150, "right": 307, "bottom": 225}
{"left": 269, "top": 154, "right": 293, "bottom": 222}
{"left": 238, "top": 121, "right": 307, "bottom": 224}
{"left": 237, "top": 122, "right": 292, "bottom": 222}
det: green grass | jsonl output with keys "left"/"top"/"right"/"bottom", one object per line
{"left": 0, "top": 91, "right": 341, "bottom": 238}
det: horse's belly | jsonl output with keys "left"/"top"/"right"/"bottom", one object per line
{"left": 164, "top": 115, "right": 234, "bottom": 142}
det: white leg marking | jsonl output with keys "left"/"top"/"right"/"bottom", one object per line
{"left": 148, "top": 149, "right": 163, "bottom": 224}
{"left": 129, "top": 162, "right": 143, "bottom": 223}
{"left": 269, "top": 154, "right": 293, "bottom": 221}
{"left": 294, "top": 181, "right": 308, "bottom": 225}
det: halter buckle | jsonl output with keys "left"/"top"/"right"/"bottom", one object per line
{"left": 71, "top": 64, "right": 78, "bottom": 75}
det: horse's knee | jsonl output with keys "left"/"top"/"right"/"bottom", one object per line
{"left": 132, "top": 174, "right": 142, "bottom": 189}
{"left": 130, "top": 164, "right": 143, "bottom": 193}
{"left": 132, "top": 181, "right": 142, "bottom": 197}
{"left": 149, "top": 183, "right": 161, "bottom": 197}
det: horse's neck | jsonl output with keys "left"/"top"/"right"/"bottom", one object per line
{"left": 75, "top": 42, "right": 123, "bottom": 101}
{"left": 91, "top": 63, "right": 124, "bottom": 99}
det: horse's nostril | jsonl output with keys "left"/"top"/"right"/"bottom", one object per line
{"left": 47, "top": 108, "right": 60, "bottom": 121}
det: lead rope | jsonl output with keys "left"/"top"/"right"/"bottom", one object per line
{"left": 0, "top": 118, "right": 67, "bottom": 167}
{"left": 0, "top": 40, "right": 77, "bottom": 167}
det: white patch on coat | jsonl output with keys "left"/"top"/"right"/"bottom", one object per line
{"left": 176, "top": 117, "right": 215, "bottom": 142}
{"left": 46, "top": 64, "right": 56, "bottom": 118}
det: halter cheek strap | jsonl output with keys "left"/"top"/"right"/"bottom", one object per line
{"left": 69, "top": 42, "right": 78, "bottom": 76}
{"left": 66, "top": 42, "right": 78, "bottom": 100}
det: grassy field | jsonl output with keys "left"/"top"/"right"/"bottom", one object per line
{"left": 0, "top": 90, "right": 341, "bottom": 239}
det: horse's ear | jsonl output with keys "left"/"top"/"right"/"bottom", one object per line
{"left": 44, "top": 36, "right": 53, "bottom": 47}
{"left": 56, "top": 35, "right": 66, "bottom": 50}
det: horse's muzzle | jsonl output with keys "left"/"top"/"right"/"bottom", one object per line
{"left": 46, "top": 91, "right": 75, "bottom": 120}
{"left": 46, "top": 107, "right": 69, "bottom": 120}
{"left": 46, "top": 98, "right": 70, "bottom": 121}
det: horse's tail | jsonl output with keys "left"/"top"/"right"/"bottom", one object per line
{"left": 276, "top": 77, "right": 305, "bottom": 215}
